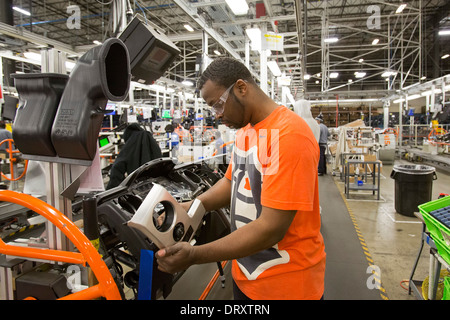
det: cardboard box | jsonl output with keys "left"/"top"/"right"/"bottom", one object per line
{"left": 362, "top": 154, "right": 377, "bottom": 162}
{"left": 178, "top": 155, "right": 193, "bottom": 163}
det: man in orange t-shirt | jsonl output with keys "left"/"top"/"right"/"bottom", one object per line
{"left": 155, "top": 57, "right": 326, "bottom": 300}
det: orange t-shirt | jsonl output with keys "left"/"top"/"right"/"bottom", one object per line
{"left": 224, "top": 105, "right": 326, "bottom": 300}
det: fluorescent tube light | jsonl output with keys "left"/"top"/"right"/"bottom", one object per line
{"left": 382, "top": 71, "right": 397, "bottom": 77}
{"left": 245, "top": 27, "right": 262, "bottom": 51}
{"left": 372, "top": 38, "right": 380, "bottom": 45}
{"left": 354, "top": 72, "right": 366, "bottom": 78}
{"left": 439, "top": 30, "right": 450, "bottom": 36}
{"left": 441, "top": 54, "right": 449, "bottom": 60}
{"left": 407, "top": 94, "right": 421, "bottom": 101}
{"left": 420, "top": 89, "right": 442, "bottom": 96}
{"left": 330, "top": 72, "right": 339, "bottom": 79}
{"left": 13, "top": 6, "right": 31, "bottom": 16}
{"left": 214, "top": 49, "right": 221, "bottom": 55}
{"left": 184, "top": 24, "right": 194, "bottom": 32}
{"left": 225, "top": 0, "right": 249, "bottom": 16}
{"left": 324, "top": 37, "right": 339, "bottom": 43}
{"left": 267, "top": 61, "right": 281, "bottom": 77}
{"left": 396, "top": 4, "right": 407, "bottom": 14}
{"left": 182, "top": 80, "right": 194, "bottom": 87}
{"left": 393, "top": 94, "right": 421, "bottom": 104}
{"left": 24, "top": 51, "right": 41, "bottom": 62}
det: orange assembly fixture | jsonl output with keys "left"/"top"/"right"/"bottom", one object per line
{"left": 0, "top": 139, "right": 28, "bottom": 181}
{"left": 0, "top": 190, "right": 121, "bottom": 300}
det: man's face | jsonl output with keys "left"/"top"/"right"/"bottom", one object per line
{"left": 200, "top": 80, "right": 247, "bottom": 129}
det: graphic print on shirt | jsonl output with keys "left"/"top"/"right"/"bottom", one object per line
{"left": 230, "top": 145, "right": 290, "bottom": 281}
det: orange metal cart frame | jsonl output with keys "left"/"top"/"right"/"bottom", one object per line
{"left": 0, "top": 139, "right": 28, "bottom": 181}
{"left": 0, "top": 190, "right": 121, "bottom": 300}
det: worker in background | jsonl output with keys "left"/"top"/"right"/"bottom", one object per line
{"left": 213, "top": 130, "right": 226, "bottom": 155}
{"left": 211, "top": 130, "right": 226, "bottom": 170}
{"left": 106, "top": 123, "right": 162, "bottom": 189}
{"left": 156, "top": 57, "right": 326, "bottom": 300}
{"left": 294, "top": 99, "right": 320, "bottom": 143}
{"left": 0, "top": 121, "right": 13, "bottom": 152}
{"left": 316, "top": 117, "right": 329, "bottom": 176}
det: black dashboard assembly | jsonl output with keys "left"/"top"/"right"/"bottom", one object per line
{"left": 88, "top": 158, "right": 230, "bottom": 299}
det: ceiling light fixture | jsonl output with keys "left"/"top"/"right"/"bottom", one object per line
{"left": 354, "top": 72, "right": 366, "bottom": 78}
{"left": 184, "top": 24, "right": 194, "bottom": 32}
{"left": 396, "top": 4, "right": 407, "bottom": 14}
{"left": 421, "top": 89, "right": 442, "bottom": 96}
{"left": 439, "top": 30, "right": 450, "bottom": 36}
{"left": 382, "top": 70, "right": 397, "bottom": 77}
{"left": 304, "top": 74, "right": 311, "bottom": 80}
{"left": 225, "top": 0, "right": 249, "bottom": 16}
{"left": 393, "top": 94, "right": 421, "bottom": 104}
{"left": 245, "top": 27, "right": 262, "bottom": 51}
{"left": 23, "top": 51, "right": 41, "bottom": 62}
{"left": 330, "top": 72, "right": 339, "bottom": 79}
{"left": 324, "top": 37, "right": 339, "bottom": 43}
{"left": 12, "top": 6, "right": 31, "bottom": 16}
{"left": 93, "top": 40, "right": 102, "bottom": 45}
{"left": 214, "top": 49, "right": 221, "bottom": 55}
{"left": 441, "top": 54, "right": 449, "bottom": 60}
{"left": 182, "top": 80, "right": 194, "bottom": 87}
{"left": 267, "top": 61, "right": 282, "bottom": 77}
{"left": 372, "top": 38, "right": 380, "bottom": 45}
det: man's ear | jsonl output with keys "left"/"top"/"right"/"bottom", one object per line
{"left": 236, "top": 79, "right": 249, "bottom": 96}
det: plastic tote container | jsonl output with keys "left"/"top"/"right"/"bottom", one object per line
{"left": 390, "top": 164, "right": 437, "bottom": 217}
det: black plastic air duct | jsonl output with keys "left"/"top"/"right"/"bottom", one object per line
{"left": 51, "top": 38, "right": 130, "bottom": 161}
{"left": 11, "top": 73, "right": 69, "bottom": 157}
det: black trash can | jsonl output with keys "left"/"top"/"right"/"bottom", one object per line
{"left": 390, "top": 164, "right": 437, "bottom": 217}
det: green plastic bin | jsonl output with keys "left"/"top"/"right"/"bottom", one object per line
{"left": 419, "top": 196, "right": 450, "bottom": 265}
{"left": 443, "top": 277, "right": 450, "bottom": 300}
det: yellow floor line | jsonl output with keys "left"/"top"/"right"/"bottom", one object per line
{"left": 334, "top": 178, "right": 389, "bottom": 300}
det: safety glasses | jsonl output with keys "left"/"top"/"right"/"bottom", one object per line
{"left": 210, "top": 82, "right": 235, "bottom": 115}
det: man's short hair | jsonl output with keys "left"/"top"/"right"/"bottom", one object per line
{"left": 197, "top": 57, "right": 255, "bottom": 90}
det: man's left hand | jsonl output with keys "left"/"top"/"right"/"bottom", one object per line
{"left": 155, "top": 242, "right": 195, "bottom": 274}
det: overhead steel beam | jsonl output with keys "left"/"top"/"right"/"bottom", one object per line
{"left": 171, "top": 0, "right": 261, "bottom": 81}
{"left": 171, "top": 0, "right": 241, "bottom": 61}
{"left": 0, "top": 21, "right": 79, "bottom": 56}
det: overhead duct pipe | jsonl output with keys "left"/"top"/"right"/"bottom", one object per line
{"left": 51, "top": 38, "right": 130, "bottom": 162}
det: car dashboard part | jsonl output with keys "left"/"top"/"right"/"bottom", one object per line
{"left": 0, "top": 157, "right": 230, "bottom": 300}
{"left": 92, "top": 157, "right": 230, "bottom": 299}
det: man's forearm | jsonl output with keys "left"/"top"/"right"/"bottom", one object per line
{"left": 191, "top": 207, "right": 296, "bottom": 265}
{"left": 196, "top": 176, "right": 232, "bottom": 212}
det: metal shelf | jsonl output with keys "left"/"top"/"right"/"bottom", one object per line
{"left": 344, "top": 159, "right": 381, "bottom": 200}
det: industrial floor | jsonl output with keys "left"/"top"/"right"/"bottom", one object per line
{"left": 165, "top": 158, "right": 450, "bottom": 300}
